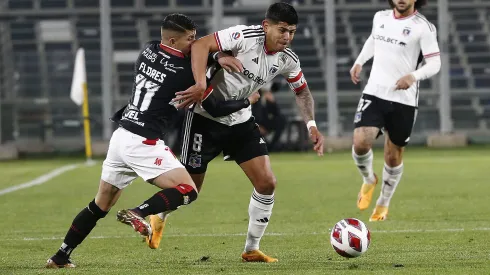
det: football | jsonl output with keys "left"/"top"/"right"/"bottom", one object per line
{"left": 330, "top": 218, "right": 371, "bottom": 258}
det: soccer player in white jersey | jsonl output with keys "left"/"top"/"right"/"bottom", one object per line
{"left": 155, "top": 2, "right": 324, "bottom": 262}
{"left": 350, "top": 0, "right": 441, "bottom": 221}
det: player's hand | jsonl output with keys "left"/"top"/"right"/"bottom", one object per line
{"left": 173, "top": 83, "right": 206, "bottom": 109}
{"left": 350, "top": 64, "right": 362, "bottom": 84}
{"left": 217, "top": 53, "right": 243, "bottom": 73}
{"left": 395, "top": 74, "right": 416, "bottom": 90}
{"left": 309, "top": 126, "right": 324, "bottom": 156}
{"left": 247, "top": 91, "right": 260, "bottom": 104}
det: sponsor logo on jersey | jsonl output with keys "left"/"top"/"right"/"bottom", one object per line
{"left": 373, "top": 35, "right": 406, "bottom": 47}
{"left": 160, "top": 60, "right": 184, "bottom": 73}
{"left": 252, "top": 57, "right": 258, "bottom": 64}
{"left": 158, "top": 51, "right": 171, "bottom": 59}
{"left": 232, "top": 32, "right": 241, "bottom": 40}
{"left": 142, "top": 48, "right": 157, "bottom": 63}
{"left": 243, "top": 67, "right": 266, "bottom": 85}
{"left": 380, "top": 24, "right": 384, "bottom": 29}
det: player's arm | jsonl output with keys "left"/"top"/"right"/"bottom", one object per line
{"left": 412, "top": 24, "right": 441, "bottom": 81}
{"left": 350, "top": 12, "right": 377, "bottom": 84}
{"left": 284, "top": 65, "right": 324, "bottom": 156}
{"left": 354, "top": 36, "right": 375, "bottom": 66}
{"left": 174, "top": 26, "right": 245, "bottom": 109}
{"left": 201, "top": 91, "right": 260, "bottom": 117}
{"left": 395, "top": 24, "right": 441, "bottom": 89}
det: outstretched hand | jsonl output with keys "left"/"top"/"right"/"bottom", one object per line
{"left": 309, "top": 127, "right": 324, "bottom": 156}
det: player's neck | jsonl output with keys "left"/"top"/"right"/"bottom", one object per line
{"left": 159, "top": 42, "right": 184, "bottom": 58}
{"left": 264, "top": 39, "right": 277, "bottom": 55}
{"left": 393, "top": 8, "right": 417, "bottom": 19}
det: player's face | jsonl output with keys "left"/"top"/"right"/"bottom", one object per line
{"left": 263, "top": 20, "right": 297, "bottom": 52}
{"left": 392, "top": 0, "right": 416, "bottom": 14}
{"left": 172, "top": 29, "right": 196, "bottom": 55}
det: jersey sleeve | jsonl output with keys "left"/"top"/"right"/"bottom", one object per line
{"left": 214, "top": 25, "right": 247, "bottom": 52}
{"left": 420, "top": 23, "right": 440, "bottom": 59}
{"left": 281, "top": 51, "right": 307, "bottom": 94}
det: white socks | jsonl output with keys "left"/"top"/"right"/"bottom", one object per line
{"left": 376, "top": 163, "right": 403, "bottom": 207}
{"left": 352, "top": 146, "right": 376, "bottom": 184}
{"left": 245, "top": 189, "right": 274, "bottom": 252}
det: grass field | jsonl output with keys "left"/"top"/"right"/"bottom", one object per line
{"left": 1, "top": 147, "right": 489, "bottom": 274}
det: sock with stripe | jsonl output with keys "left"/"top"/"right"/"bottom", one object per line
{"left": 352, "top": 146, "right": 376, "bottom": 184}
{"left": 245, "top": 189, "right": 274, "bottom": 252}
{"left": 54, "top": 199, "right": 108, "bottom": 261}
{"left": 131, "top": 184, "right": 198, "bottom": 218}
{"left": 376, "top": 162, "right": 404, "bottom": 207}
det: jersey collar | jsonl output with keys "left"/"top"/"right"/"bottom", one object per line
{"left": 159, "top": 43, "right": 185, "bottom": 58}
{"left": 393, "top": 9, "right": 418, "bottom": 20}
{"left": 263, "top": 42, "right": 278, "bottom": 55}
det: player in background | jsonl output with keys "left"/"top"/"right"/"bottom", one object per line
{"left": 45, "top": 14, "right": 254, "bottom": 268}
{"left": 152, "top": 2, "right": 325, "bottom": 263}
{"left": 350, "top": 0, "right": 440, "bottom": 221}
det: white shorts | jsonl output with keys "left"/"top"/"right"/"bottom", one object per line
{"left": 101, "top": 127, "right": 184, "bottom": 189}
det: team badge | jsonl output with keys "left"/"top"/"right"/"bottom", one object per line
{"left": 269, "top": 65, "right": 279, "bottom": 74}
{"left": 402, "top": 27, "right": 411, "bottom": 36}
{"left": 232, "top": 32, "right": 241, "bottom": 40}
{"left": 188, "top": 152, "right": 202, "bottom": 168}
{"left": 354, "top": 112, "right": 362, "bottom": 123}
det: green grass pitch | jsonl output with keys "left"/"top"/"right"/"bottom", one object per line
{"left": 1, "top": 147, "right": 489, "bottom": 274}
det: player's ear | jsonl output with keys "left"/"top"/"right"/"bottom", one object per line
{"left": 262, "top": 19, "right": 269, "bottom": 33}
{"left": 168, "top": 37, "right": 176, "bottom": 46}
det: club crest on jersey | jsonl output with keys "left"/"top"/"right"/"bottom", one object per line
{"left": 269, "top": 64, "right": 279, "bottom": 74}
{"left": 402, "top": 27, "right": 411, "bottom": 36}
{"left": 188, "top": 152, "right": 202, "bottom": 168}
{"left": 232, "top": 32, "right": 241, "bottom": 40}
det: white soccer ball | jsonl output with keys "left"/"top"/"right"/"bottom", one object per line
{"left": 330, "top": 218, "right": 371, "bottom": 258}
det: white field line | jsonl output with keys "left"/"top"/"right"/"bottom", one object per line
{"left": 3, "top": 227, "right": 490, "bottom": 242}
{"left": 0, "top": 164, "right": 80, "bottom": 196}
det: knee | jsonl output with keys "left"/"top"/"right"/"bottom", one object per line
{"left": 384, "top": 149, "right": 402, "bottom": 166}
{"left": 253, "top": 173, "right": 277, "bottom": 195}
{"left": 353, "top": 136, "right": 372, "bottom": 155}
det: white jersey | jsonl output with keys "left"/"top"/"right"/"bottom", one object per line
{"left": 193, "top": 25, "right": 307, "bottom": 126}
{"left": 363, "top": 9, "right": 440, "bottom": 107}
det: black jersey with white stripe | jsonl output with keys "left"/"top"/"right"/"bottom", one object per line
{"left": 112, "top": 41, "right": 195, "bottom": 139}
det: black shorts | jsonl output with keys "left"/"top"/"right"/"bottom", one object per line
{"left": 353, "top": 94, "right": 417, "bottom": 147}
{"left": 180, "top": 112, "right": 268, "bottom": 174}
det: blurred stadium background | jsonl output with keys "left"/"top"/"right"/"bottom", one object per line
{"left": 0, "top": 0, "right": 488, "bottom": 158}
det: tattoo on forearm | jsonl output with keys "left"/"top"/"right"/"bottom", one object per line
{"left": 295, "top": 87, "right": 315, "bottom": 123}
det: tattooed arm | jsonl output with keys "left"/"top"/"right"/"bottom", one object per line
{"left": 295, "top": 85, "right": 324, "bottom": 156}
{"left": 295, "top": 85, "right": 315, "bottom": 124}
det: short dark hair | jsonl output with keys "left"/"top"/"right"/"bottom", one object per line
{"left": 388, "top": 0, "right": 428, "bottom": 10}
{"left": 265, "top": 2, "right": 298, "bottom": 25}
{"left": 161, "top": 13, "right": 197, "bottom": 33}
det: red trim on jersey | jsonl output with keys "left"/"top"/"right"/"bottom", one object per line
{"left": 202, "top": 85, "right": 214, "bottom": 100}
{"left": 287, "top": 71, "right": 303, "bottom": 83}
{"left": 159, "top": 43, "right": 185, "bottom": 58}
{"left": 142, "top": 138, "right": 158, "bottom": 145}
{"left": 424, "top": 52, "right": 440, "bottom": 58}
{"left": 294, "top": 82, "right": 307, "bottom": 93}
{"left": 263, "top": 42, "right": 278, "bottom": 55}
{"left": 214, "top": 32, "right": 223, "bottom": 51}
{"left": 393, "top": 9, "right": 418, "bottom": 20}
